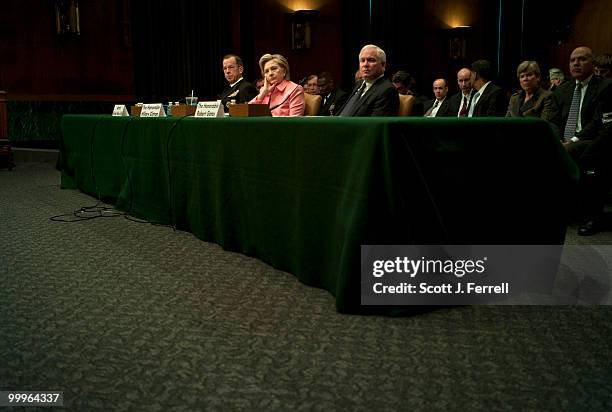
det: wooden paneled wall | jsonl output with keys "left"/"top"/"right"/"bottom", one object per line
{"left": 548, "top": 0, "right": 612, "bottom": 72}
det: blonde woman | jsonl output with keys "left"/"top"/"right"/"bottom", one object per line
{"left": 506, "top": 60, "right": 556, "bottom": 121}
{"left": 249, "top": 53, "right": 305, "bottom": 116}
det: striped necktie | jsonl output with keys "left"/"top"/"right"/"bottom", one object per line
{"left": 563, "top": 83, "right": 582, "bottom": 141}
{"left": 459, "top": 95, "right": 468, "bottom": 117}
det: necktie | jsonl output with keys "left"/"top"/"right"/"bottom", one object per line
{"left": 459, "top": 95, "right": 468, "bottom": 117}
{"left": 425, "top": 100, "right": 439, "bottom": 117}
{"left": 339, "top": 82, "right": 366, "bottom": 117}
{"left": 564, "top": 83, "right": 582, "bottom": 141}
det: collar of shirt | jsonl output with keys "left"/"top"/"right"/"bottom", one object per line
{"left": 363, "top": 74, "right": 384, "bottom": 95}
{"left": 273, "top": 79, "right": 290, "bottom": 92}
{"left": 476, "top": 81, "right": 491, "bottom": 98}
{"left": 575, "top": 74, "right": 593, "bottom": 89}
{"left": 470, "top": 81, "right": 490, "bottom": 107}
{"left": 229, "top": 77, "right": 244, "bottom": 88}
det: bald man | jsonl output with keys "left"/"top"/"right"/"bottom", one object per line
{"left": 553, "top": 45, "right": 612, "bottom": 235}
{"left": 444, "top": 67, "right": 475, "bottom": 117}
{"left": 554, "top": 46, "right": 611, "bottom": 142}
{"left": 423, "top": 78, "right": 451, "bottom": 117}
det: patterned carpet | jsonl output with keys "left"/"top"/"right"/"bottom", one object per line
{"left": 1, "top": 163, "right": 612, "bottom": 411}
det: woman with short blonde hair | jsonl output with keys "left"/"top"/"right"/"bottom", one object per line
{"left": 258, "top": 54, "right": 291, "bottom": 80}
{"left": 506, "top": 60, "right": 556, "bottom": 121}
{"left": 249, "top": 53, "right": 304, "bottom": 116}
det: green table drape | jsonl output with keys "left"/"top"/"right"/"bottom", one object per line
{"left": 60, "top": 115, "right": 578, "bottom": 314}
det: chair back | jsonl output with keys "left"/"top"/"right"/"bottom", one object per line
{"left": 398, "top": 94, "right": 416, "bottom": 116}
{"left": 304, "top": 93, "right": 322, "bottom": 116}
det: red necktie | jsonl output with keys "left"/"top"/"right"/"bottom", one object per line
{"left": 459, "top": 96, "right": 468, "bottom": 117}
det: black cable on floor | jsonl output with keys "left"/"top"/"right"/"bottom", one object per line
{"left": 51, "top": 116, "right": 178, "bottom": 230}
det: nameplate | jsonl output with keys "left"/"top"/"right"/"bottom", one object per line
{"left": 112, "top": 104, "right": 129, "bottom": 116}
{"left": 195, "top": 101, "right": 224, "bottom": 118}
{"left": 140, "top": 103, "right": 166, "bottom": 117}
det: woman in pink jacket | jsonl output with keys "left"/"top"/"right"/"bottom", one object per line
{"left": 249, "top": 53, "right": 305, "bottom": 116}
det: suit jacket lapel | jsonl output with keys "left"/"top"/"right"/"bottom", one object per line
{"left": 437, "top": 98, "right": 450, "bottom": 116}
{"left": 475, "top": 86, "right": 492, "bottom": 114}
{"left": 581, "top": 77, "right": 598, "bottom": 123}
{"left": 521, "top": 96, "right": 535, "bottom": 115}
{"left": 359, "top": 77, "right": 384, "bottom": 107}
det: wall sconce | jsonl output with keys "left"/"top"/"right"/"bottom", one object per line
{"left": 55, "top": 0, "right": 80, "bottom": 36}
{"left": 447, "top": 26, "right": 471, "bottom": 60}
{"left": 290, "top": 9, "right": 319, "bottom": 50}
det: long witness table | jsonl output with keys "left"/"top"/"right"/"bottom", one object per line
{"left": 59, "top": 115, "right": 578, "bottom": 314}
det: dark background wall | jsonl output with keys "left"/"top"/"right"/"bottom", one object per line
{"left": 1, "top": 0, "right": 611, "bottom": 103}
{"left": 236, "top": 0, "right": 344, "bottom": 89}
{"left": 0, "top": 0, "right": 134, "bottom": 100}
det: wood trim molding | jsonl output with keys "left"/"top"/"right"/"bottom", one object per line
{"left": 8, "top": 94, "right": 136, "bottom": 102}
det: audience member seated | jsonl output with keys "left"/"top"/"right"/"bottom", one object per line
{"left": 317, "top": 71, "right": 347, "bottom": 116}
{"left": 391, "top": 71, "right": 425, "bottom": 115}
{"left": 506, "top": 60, "right": 557, "bottom": 121}
{"left": 336, "top": 44, "right": 399, "bottom": 117}
{"left": 468, "top": 59, "right": 507, "bottom": 117}
{"left": 574, "top": 88, "right": 612, "bottom": 236}
{"left": 423, "top": 78, "right": 451, "bottom": 117}
{"left": 255, "top": 78, "right": 264, "bottom": 91}
{"left": 445, "top": 67, "right": 475, "bottom": 117}
{"left": 218, "top": 54, "right": 258, "bottom": 112}
{"left": 548, "top": 68, "right": 566, "bottom": 91}
{"left": 305, "top": 75, "right": 320, "bottom": 95}
{"left": 249, "top": 53, "right": 305, "bottom": 116}
{"left": 594, "top": 53, "right": 612, "bottom": 79}
{"left": 553, "top": 46, "right": 612, "bottom": 235}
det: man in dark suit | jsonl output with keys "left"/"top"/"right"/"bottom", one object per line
{"left": 553, "top": 46, "right": 612, "bottom": 235}
{"left": 444, "top": 67, "right": 474, "bottom": 117}
{"left": 317, "top": 71, "right": 347, "bottom": 116}
{"left": 554, "top": 47, "right": 612, "bottom": 142}
{"left": 468, "top": 60, "right": 507, "bottom": 117}
{"left": 423, "top": 78, "right": 451, "bottom": 117}
{"left": 219, "top": 54, "right": 258, "bottom": 112}
{"left": 337, "top": 45, "right": 399, "bottom": 117}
